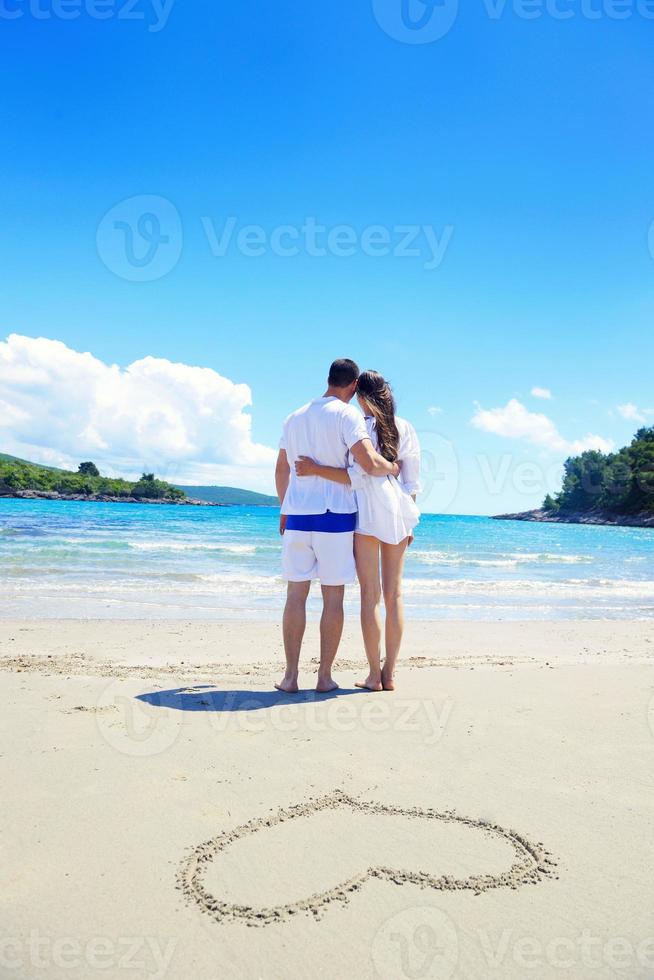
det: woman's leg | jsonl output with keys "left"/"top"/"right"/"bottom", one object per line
{"left": 354, "top": 533, "right": 383, "bottom": 691}
{"left": 380, "top": 538, "right": 410, "bottom": 690}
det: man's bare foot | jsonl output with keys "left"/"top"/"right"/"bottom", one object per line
{"left": 315, "top": 677, "right": 339, "bottom": 694}
{"left": 275, "top": 677, "right": 299, "bottom": 694}
{"left": 355, "top": 673, "right": 383, "bottom": 692}
{"left": 381, "top": 667, "right": 395, "bottom": 691}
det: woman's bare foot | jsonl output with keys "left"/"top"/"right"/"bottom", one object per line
{"left": 315, "top": 675, "right": 339, "bottom": 694}
{"left": 381, "top": 666, "right": 395, "bottom": 691}
{"left": 275, "top": 676, "right": 299, "bottom": 694}
{"left": 355, "top": 673, "right": 383, "bottom": 692}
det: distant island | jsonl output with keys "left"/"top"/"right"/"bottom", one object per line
{"left": 494, "top": 426, "right": 654, "bottom": 529}
{"left": 0, "top": 454, "right": 277, "bottom": 507}
{"left": 174, "top": 484, "right": 277, "bottom": 506}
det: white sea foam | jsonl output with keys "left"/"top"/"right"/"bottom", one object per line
{"left": 5, "top": 574, "right": 654, "bottom": 602}
{"left": 410, "top": 550, "right": 594, "bottom": 568}
{"left": 128, "top": 539, "right": 259, "bottom": 555}
{"left": 402, "top": 578, "right": 654, "bottom": 599}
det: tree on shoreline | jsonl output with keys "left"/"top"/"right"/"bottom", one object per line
{"left": 545, "top": 427, "right": 654, "bottom": 515}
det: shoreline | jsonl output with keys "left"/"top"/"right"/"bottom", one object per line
{"left": 492, "top": 507, "right": 654, "bottom": 529}
{"left": 2, "top": 618, "right": 652, "bottom": 671}
{"left": 0, "top": 490, "right": 279, "bottom": 507}
{"left": 0, "top": 490, "right": 232, "bottom": 507}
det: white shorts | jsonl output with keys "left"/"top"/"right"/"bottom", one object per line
{"left": 282, "top": 530, "right": 355, "bottom": 586}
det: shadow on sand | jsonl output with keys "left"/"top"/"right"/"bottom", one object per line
{"left": 135, "top": 685, "right": 367, "bottom": 712}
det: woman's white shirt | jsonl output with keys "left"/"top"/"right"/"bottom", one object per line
{"left": 348, "top": 416, "right": 421, "bottom": 545}
{"left": 394, "top": 417, "right": 422, "bottom": 496}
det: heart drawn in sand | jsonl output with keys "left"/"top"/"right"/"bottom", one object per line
{"left": 178, "top": 790, "right": 557, "bottom": 926}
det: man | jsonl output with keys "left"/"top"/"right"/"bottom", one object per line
{"left": 274, "top": 358, "right": 399, "bottom": 693}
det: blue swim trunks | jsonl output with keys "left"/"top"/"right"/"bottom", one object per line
{"left": 285, "top": 511, "right": 357, "bottom": 533}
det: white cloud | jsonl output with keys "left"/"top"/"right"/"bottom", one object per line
{"left": 427, "top": 406, "right": 443, "bottom": 416}
{"left": 531, "top": 386, "right": 552, "bottom": 400}
{"left": 471, "top": 398, "right": 613, "bottom": 455}
{"left": 0, "top": 334, "right": 276, "bottom": 490}
{"left": 617, "top": 403, "right": 654, "bottom": 424}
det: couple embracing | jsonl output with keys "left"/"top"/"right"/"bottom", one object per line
{"left": 274, "top": 358, "right": 421, "bottom": 694}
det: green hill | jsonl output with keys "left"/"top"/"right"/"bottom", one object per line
{"left": 0, "top": 452, "right": 278, "bottom": 506}
{"left": 0, "top": 452, "right": 63, "bottom": 470}
{"left": 0, "top": 455, "right": 185, "bottom": 501}
{"left": 175, "top": 485, "right": 277, "bottom": 506}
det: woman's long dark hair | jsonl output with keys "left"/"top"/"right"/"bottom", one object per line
{"left": 357, "top": 370, "right": 400, "bottom": 463}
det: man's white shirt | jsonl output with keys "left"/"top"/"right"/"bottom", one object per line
{"left": 279, "top": 396, "right": 368, "bottom": 515}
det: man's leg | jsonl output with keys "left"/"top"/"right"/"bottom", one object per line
{"left": 317, "top": 584, "right": 344, "bottom": 693}
{"left": 276, "top": 580, "right": 311, "bottom": 694}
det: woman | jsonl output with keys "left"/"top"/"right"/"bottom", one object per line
{"left": 295, "top": 370, "right": 421, "bottom": 691}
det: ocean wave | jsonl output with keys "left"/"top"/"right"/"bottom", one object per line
{"left": 0, "top": 525, "right": 50, "bottom": 538}
{"left": 127, "top": 539, "right": 261, "bottom": 555}
{"left": 4, "top": 573, "right": 654, "bottom": 603}
{"left": 0, "top": 571, "right": 284, "bottom": 596}
{"left": 402, "top": 577, "right": 654, "bottom": 598}
{"left": 409, "top": 550, "right": 594, "bottom": 568}
{"left": 0, "top": 536, "right": 270, "bottom": 557}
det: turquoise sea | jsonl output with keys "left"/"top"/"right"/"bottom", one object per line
{"left": 1, "top": 499, "right": 653, "bottom": 621}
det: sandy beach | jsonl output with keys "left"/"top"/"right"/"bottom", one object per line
{"left": 1, "top": 619, "right": 653, "bottom": 979}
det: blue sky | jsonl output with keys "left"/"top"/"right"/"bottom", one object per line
{"left": 1, "top": 1, "right": 653, "bottom": 513}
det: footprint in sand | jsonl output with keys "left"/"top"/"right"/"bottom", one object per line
{"left": 178, "top": 790, "right": 556, "bottom": 926}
